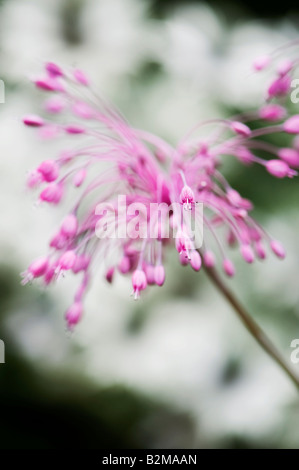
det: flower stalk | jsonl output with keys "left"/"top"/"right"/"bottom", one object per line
{"left": 202, "top": 258, "right": 299, "bottom": 390}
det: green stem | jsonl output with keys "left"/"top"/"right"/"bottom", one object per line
{"left": 203, "top": 262, "right": 299, "bottom": 390}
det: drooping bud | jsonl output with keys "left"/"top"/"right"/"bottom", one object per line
{"left": 154, "top": 265, "right": 165, "bottom": 286}
{"left": 73, "top": 69, "right": 89, "bottom": 86}
{"left": 144, "top": 264, "right": 155, "bottom": 284}
{"left": 270, "top": 240, "right": 285, "bottom": 259}
{"left": 73, "top": 169, "right": 87, "bottom": 187}
{"left": 268, "top": 75, "right": 291, "bottom": 98}
{"left": 252, "top": 55, "right": 271, "bottom": 71}
{"left": 283, "top": 115, "right": 299, "bottom": 134}
{"left": 259, "top": 104, "right": 286, "bottom": 122}
{"left": 132, "top": 270, "right": 147, "bottom": 299}
{"left": 223, "top": 259, "right": 235, "bottom": 277}
{"left": 231, "top": 121, "right": 251, "bottom": 137}
{"left": 27, "top": 169, "right": 43, "bottom": 188}
{"left": 105, "top": 267, "right": 115, "bottom": 284}
{"left": 40, "top": 183, "right": 63, "bottom": 203}
{"left": 23, "top": 115, "right": 44, "bottom": 127}
{"left": 72, "top": 255, "right": 90, "bottom": 274}
{"left": 35, "top": 77, "right": 63, "bottom": 92}
{"left": 190, "top": 251, "right": 202, "bottom": 272}
{"left": 235, "top": 147, "right": 255, "bottom": 165}
{"left": 45, "top": 62, "right": 63, "bottom": 77}
{"left": 266, "top": 160, "right": 296, "bottom": 178}
{"left": 180, "top": 185, "right": 195, "bottom": 210}
{"left": 58, "top": 250, "right": 76, "bottom": 270}
{"left": 278, "top": 148, "right": 299, "bottom": 167}
{"left": 65, "top": 125, "right": 85, "bottom": 134}
{"left": 38, "top": 160, "right": 59, "bottom": 182}
{"left": 203, "top": 251, "right": 216, "bottom": 268}
{"left": 240, "top": 244, "right": 254, "bottom": 263}
{"left": 29, "top": 257, "right": 49, "bottom": 277}
{"left": 65, "top": 302, "right": 83, "bottom": 329}
{"left": 118, "top": 256, "right": 130, "bottom": 274}
{"left": 255, "top": 241, "right": 266, "bottom": 260}
{"left": 61, "top": 214, "right": 78, "bottom": 238}
{"left": 45, "top": 96, "right": 65, "bottom": 113}
{"left": 277, "top": 59, "right": 293, "bottom": 76}
{"left": 49, "top": 232, "right": 67, "bottom": 250}
{"left": 72, "top": 101, "right": 94, "bottom": 119}
{"left": 175, "top": 230, "right": 192, "bottom": 255}
{"left": 21, "top": 256, "right": 49, "bottom": 285}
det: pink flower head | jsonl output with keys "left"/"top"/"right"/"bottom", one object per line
{"left": 22, "top": 56, "right": 298, "bottom": 327}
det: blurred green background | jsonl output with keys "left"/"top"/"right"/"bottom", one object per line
{"left": 0, "top": 0, "right": 299, "bottom": 449}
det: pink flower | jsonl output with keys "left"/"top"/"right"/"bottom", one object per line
{"left": 22, "top": 57, "right": 298, "bottom": 328}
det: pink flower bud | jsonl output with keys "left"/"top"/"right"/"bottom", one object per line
{"left": 38, "top": 160, "right": 59, "bottom": 182}
{"left": 268, "top": 75, "right": 291, "bottom": 98}
{"left": 73, "top": 169, "right": 87, "bottom": 187}
{"left": 72, "top": 102, "right": 94, "bottom": 119}
{"left": 35, "top": 77, "right": 63, "bottom": 92}
{"left": 227, "top": 189, "right": 242, "bottom": 207}
{"left": 235, "top": 147, "right": 254, "bottom": 165}
{"left": 118, "top": 256, "right": 130, "bottom": 274}
{"left": 190, "top": 251, "right": 202, "bottom": 271}
{"left": 266, "top": 160, "right": 296, "bottom": 178}
{"left": 38, "top": 125, "right": 59, "bottom": 140}
{"left": 73, "top": 69, "right": 89, "bottom": 86}
{"left": 65, "top": 125, "right": 85, "bottom": 134}
{"left": 203, "top": 251, "right": 216, "bottom": 268}
{"left": 278, "top": 148, "right": 299, "bottom": 167}
{"left": 283, "top": 115, "right": 299, "bottom": 134}
{"left": 61, "top": 214, "right": 78, "bottom": 237}
{"left": 240, "top": 244, "right": 254, "bottom": 263}
{"left": 175, "top": 230, "right": 192, "bottom": 254}
{"left": 132, "top": 270, "right": 147, "bottom": 299}
{"left": 45, "top": 96, "right": 65, "bottom": 113}
{"left": 49, "top": 232, "right": 67, "bottom": 249}
{"left": 45, "top": 62, "right": 63, "bottom": 77}
{"left": 179, "top": 252, "right": 189, "bottom": 266}
{"left": 231, "top": 121, "right": 251, "bottom": 137}
{"left": 154, "top": 265, "right": 165, "bottom": 286}
{"left": 180, "top": 185, "right": 195, "bottom": 209}
{"left": 223, "top": 259, "right": 235, "bottom": 277}
{"left": 40, "top": 183, "right": 63, "bottom": 203}
{"left": 277, "top": 59, "right": 293, "bottom": 76}
{"left": 72, "top": 255, "right": 90, "bottom": 274}
{"left": 270, "top": 240, "right": 285, "bottom": 259}
{"left": 27, "top": 169, "right": 42, "bottom": 188}
{"left": 253, "top": 55, "right": 271, "bottom": 71}
{"left": 145, "top": 264, "right": 155, "bottom": 284}
{"left": 65, "top": 302, "right": 83, "bottom": 329}
{"left": 23, "top": 114, "right": 44, "bottom": 127}
{"left": 58, "top": 250, "right": 76, "bottom": 270}
{"left": 29, "top": 257, "right": 49, "bottom": 277}
{"left": 255, "top": 241, "right": 266, "bottom": 260}
{"left": 105, "top": 267, "right": 115, "bottom": 284}
{"left": 44, "top": 263, "right": 57, "bottom": 285}
{"left": 259, "top": 104, "right": 286, "bottom": 122}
